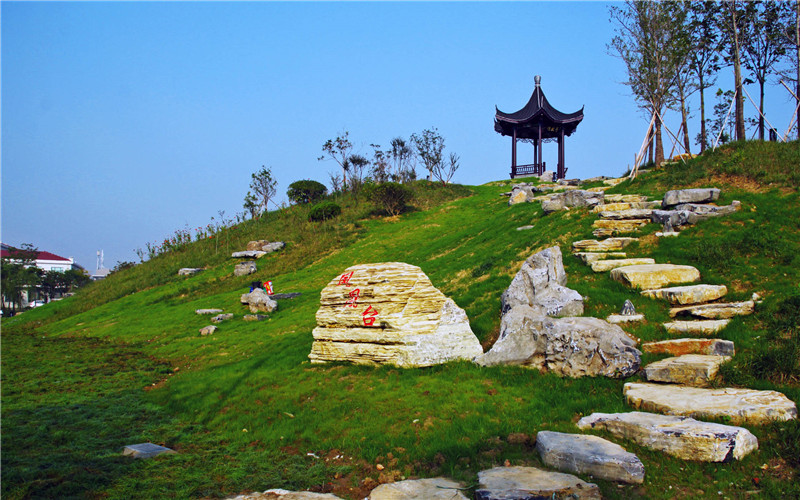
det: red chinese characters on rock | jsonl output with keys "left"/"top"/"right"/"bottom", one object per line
{"left": 338, "top": 271, "right": 379, "bottom": 327}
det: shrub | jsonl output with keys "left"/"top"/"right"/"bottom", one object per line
{"left": 287, "top": 180, "right": 328, "bottom": 205}
{"left": 366, "top": 182, "right": 413, "bottom": 216}
{"left": 308, "top": 201, "right": 341, "bottom": 222}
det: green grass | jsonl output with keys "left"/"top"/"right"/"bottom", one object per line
{"left": 3, "top": 143, "right": 800, "bottom": 498}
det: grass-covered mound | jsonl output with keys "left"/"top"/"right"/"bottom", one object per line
{"left": 3, "top": 141, "right": 799, "bottom": 499}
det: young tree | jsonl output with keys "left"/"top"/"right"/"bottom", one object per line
{"left": 431, "top": 152, "right": 460, "bottom": 185}
{"left": 688, "top": 1, "right": 723, "bottom": 152}
{"left": 778, "top": 0, "right": 800, "bottom": 138}
{"left": 609, "top": 1, "right": 689, "bottom": 166}
{"left": 244, "top": 166, "right": 277, "bottom": 218}
{"left": 716, "top": 0, "right": 748, "bottom": 141}
{"left": 369, "top": 144, "right": 391, "bottom": 183}
{"left": 740, "top": 0, "right": 789, "bottom": 140}
{"left": 410, "top": 128, "right": 445, "bottom": 180}
{"left": 389, "top": 137, "right": 415, "bottom": 183}
{"left": 0, "top": 244, "right": 41, "bottom": 312}
{"left": 318, "top": 131, "right": 353, "bottom": 188}
{"left": 347, "top": 154, "right": 369, "bottom": 200}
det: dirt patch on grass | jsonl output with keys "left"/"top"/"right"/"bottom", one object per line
{"left": 703, "top": 174, "right": 769, "bottom": 193}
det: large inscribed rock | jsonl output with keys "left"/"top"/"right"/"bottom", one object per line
{"left": 308, "top": 263, "right": 483, "bottom": 367}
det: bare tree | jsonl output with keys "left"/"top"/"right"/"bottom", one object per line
{"left": 244, "top": 165, "right": 277, "bottom": 218}
{"left": 389, "top": 137, "right": 415, "bottom": 183}
{"left": 347, "top": 154, "right": 369, "bottom": 200}
{"left": 410, "top": 128, "right": 445, "bottom": 180}
{"left": 431, "top": 152, "right": 460, "bottom": 185}
{"left": 370, "top": 144, "right": 390, "bottom": 183}
{"left": 609, "top": 1, "right": 689, "bottom": 166}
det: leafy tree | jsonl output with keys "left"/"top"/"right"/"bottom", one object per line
{"left": 777, "top": 0, "right": 800, "bottom": 138}
{"left": 410, "top": 128, "right": 445, "bottom": 180}
{"left": 319, "top": 131, "right": 353, "bottom": 188}
{"left": 367, "top": 182, "right": 413, "bottom": 216}
{"left": 369, "top": 145, "right": 390, "bottom": 183}
{"left": 346, "top": 154, "right": 369, "bottom": 201}
{"left": 708, "top": 89, "right": 737, "bottom": 145}
{"left": 431, "top": 152, "right": 461, "bottom": 185}
{"left": 308, "top": 201, "right": 342, "bottom": 221}
{"left": 287, "top": 180, "right": 328, "bottom": 204}
{"left": 688, "top": 1, "right": 723, "bottom": 152}
{"left": 244, "top": 166, "right": 277, "bottom": 218}
{"left": 389, "top": 137, "right": 415, "bottom": 183}
{"left": 741, "top": 0, "right": 789, "bottom": 140}
{"left": 609, "top": 1, "right": 690, "bottom": 166}
{"left": 716, "top": 0, "right": 749, "bottom": 141}
{"left": 1, "top": 244, "right": 41, "bottom": 313}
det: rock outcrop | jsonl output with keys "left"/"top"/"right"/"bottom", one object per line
{"left": 240, "top": 289, "right": 278, "bottom": 314}
{"left": 535, "top": 431, "right": 645, "bottom": 484}
{"left": 475, "top": 466, "right": 600, "bottom": 500}
{"left": 234, "top": 260, "right": 258, "bottom": 277}
{"left": 308, "top": 263, "right": 483, "bottom": 367}
{"left": 577, "top": 412, "right": 758, "bottom": 462}
{"left": 500, "top": 246, "right": 583, "bottom": 317}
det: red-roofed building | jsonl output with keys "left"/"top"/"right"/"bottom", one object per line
{"left": 1, "top": 243, "right": 86, "bottom": 311}
{"left": 1, "top": 243, "right": 84, "bottom": 273}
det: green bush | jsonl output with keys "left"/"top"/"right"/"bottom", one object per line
{"left": 308, "top": 201, "right": 341, "bottom": 221}
{"left": 366, "top": 182, "right": 413, "bottom": 216}
{"left": 287, "top": 180, "right": 328, "bottom": 205}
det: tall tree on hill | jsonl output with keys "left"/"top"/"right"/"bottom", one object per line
{"left": 716, "top": 0, "right": 748, "bottom": 141}
{"left": 410, "top": 128, "right": 445, "bottom": 181}
{"left": 1, "top": 244, "right": 41, "bottom": 313}
{"left": 319, "top": 131, "right": 353, "bottom": 189}
{"left": 777, "top": 0, "right": 800, "bottom": 139}
{"left": 740, "top": 0, "right": 788, "bottom": 140}
{"left": 244, "top": 166, "right": 277, "bottom": 218}
{"left": 609, "top": 0, "right": 689, "bottom": 166}
{"left": 688, "top": 1, "right": 723, "bottom": 152}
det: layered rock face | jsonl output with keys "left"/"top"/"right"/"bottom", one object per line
{"left": 477, "top": 246, "right": 640, "bottom": 378}
{"left": 308, "top": 263, "right": 483, "bottom": 367}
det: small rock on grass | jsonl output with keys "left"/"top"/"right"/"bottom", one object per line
{"left": 243, "top": 314, "right": 268, "bottom": 321}
{"left": 211, "top": 313, "right": 234, "bottom": 324}
{"left": 535, "top": 431, "right": 645, "bottom": 484}
{"left": 199, "top": 325, "right": 217, "bottom": 336}
{"left": 122, "top": 443, "right": 176, "bottom": 459}
{"left": 368, "top": 477, "right": 469, "bottom": 499}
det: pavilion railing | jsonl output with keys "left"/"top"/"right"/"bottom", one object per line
{"left": 511, "top": 162, "right": 546, "bottom": 178}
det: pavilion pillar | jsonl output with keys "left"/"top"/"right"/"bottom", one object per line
{"left": 537, "top": 123, "right": 543, "bottom": 173}
{"left": 558, "top": 127, "right": 565, "bottom": 179}
{"left": 511, "top": 128, "right": 517, "bottom": 178}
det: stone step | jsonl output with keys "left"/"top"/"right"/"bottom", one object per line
{"left": 623, "top": 382, "right": 798, "bottom": 425}
{"left": 605, "top": 194, "right": 651, "bottom": 203}
{"left": 573, "top": 251, "right": 627, "bottom": 264}
{"left": 369, "top": 478, "right": 468, "bottom": 500}
{"left": 535, "top": 431, "right": 645, "bottom": 484}
{"left": 590, "top": 258, "right": 656, "bottom": 272}
{"left": 597, "top": 208, "right": 655, "bottom": 220}
{"left": 641, "top": 284, "right": 727, "bottom": 305}
{"left": 572, "top": 237, "right": 638, "bottom": 252}
{"left": 592, "top": 201, "right": 661, "bottom": 213}
{"left": 663, "top": 319, "right": 730, "bottom": 335}
{"left": 475, "top": 466, "right": 600, "bottom": 500}
{"left": 591, "top": 218, "right": 651, "bottom": 232}
{"left": 607, "top": 313, "right": 645, "bottom": 324}
{"left": 643, "top": 354, "right": 731, "bottom": 387}
{"left": 662, "top": 188, "right": 720, "bottom": 208}
{"left": 670, "top": 301, "right": 755, "bottom": 319}
{"left": 642, "top": 338, "right": 734, "bottom": 357}
{"left": 577, "top": 411, "right": 758, "bottom": 462}
{"left": 611, "top": 264, "right": 701, "bottom": 289}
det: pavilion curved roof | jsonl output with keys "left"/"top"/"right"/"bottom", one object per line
{"left": 494, "top": 80, "right": 584, "bottom": 139}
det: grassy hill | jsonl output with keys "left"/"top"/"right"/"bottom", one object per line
{"left": 3, "top": 141, "right": 799, "bottom": 499}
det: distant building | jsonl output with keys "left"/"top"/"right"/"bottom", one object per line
{"left": 1, "top": 243, "right": 87, "bottom": 309}
{"left": 91, "top": 268, "right": 111, "bottom": 281}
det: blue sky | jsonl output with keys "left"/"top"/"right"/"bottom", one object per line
{"left": 2, "top": 2, "right": 795, "bottom": 270}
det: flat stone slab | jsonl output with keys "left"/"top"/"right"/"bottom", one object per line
{"left": 607, "top": 313, "right": 645, "bottom": 324}
{"left": 574, "top": 251, "right": 627, "bottom": 264}
{"left": 623, "top": 382, "right": 798, "bottom": 425}
{"left": 662, "top": 188, "right": 720, "bottom": 208}
{"left": 605, "top": 194, "right": 650, "bottom": 203}
{"left": 611, "top": 264, "right": 700, "bottom": 289}
{"left": 644, "top": 354, "right": 731, "bottom": 387}
{"left": 572, "top": 237, "right": 638, "bottom": 252}
{"left": 597, "top": 208, "right": 655, "bottom": 220}
{"left": 641, "top": 284, "right": 727, "bottom": 305}
{"left": 369, "top": 478, "right": 468, "bottom": 499}
{"left": 211, "top": 313, "right": 234, "bottom": 324}
{"left": 642, "top": 338, "right": 734, "bottom": 357}
{"left": 232, "top": 250, "right": 268, "bottom": 259}
{"left": 516, "top": 225, "right": 535, "bottom": 231}
{"left": 270, "top": 292, "right": 302, "bottom": 300}
{"left": 196, "top": 308, "right": 224, "bottom": 315}
{"left": 243, "top": 314, "right": 268, "bottom": 321}
{"left": 199, "top": 325, "right": 217, "bottom": 336}
{"left": 229, "top": 490, "right": 343, "bottom": 500}
{"left": 590, "top": 258, "right": 655, "bottom": 272}
{"left": 577, "top": 412, "right": 758, "bottom": 462}
{"left": 122, "top": 443, "right": 177, "bottom": 459}
{"left": 475, "top": 466, "right": 600, "bottom": 500}
{"left": 535, "top": 431, "right": 645, "bottom": 484}
{"left": 178, "top": 268, "right": 203, "bottom": 276}
{"left": 591, "top": 218, "right": 650, "bottom": 231}
{"left": 663, "top": 319, "right": 730, "bottom": 335}
{"left": 670, "top": 301, "right": 755, "bottom": 319}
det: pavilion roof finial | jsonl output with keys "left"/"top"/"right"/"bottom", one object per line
{"left": 534, "top": 75, "right": 541, "bottom": 87}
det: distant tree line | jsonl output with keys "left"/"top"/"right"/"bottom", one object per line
{"left": 609, "top": 0, "right": 799, "bottom": 166}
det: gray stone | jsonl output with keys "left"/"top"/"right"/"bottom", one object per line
{"left": 240, "top": 288, "right": 278, "bottom": 314}
{"left": 516, "top": 225, "right": 535, "bottom": 231}
{"left": 262, "top": 241, "right": 286, "bottom": 253}
{"left": 228, "top": 490, "right": 342, "bottom": 500}
{"left": 607, "top": 314, "right": 645, "bottom": 324}
{"left": 571, "top": 238, "right": 638, "bottom": 252}
{"left": 651, "top": 209, "right": 699, "bottom": 227}
{"left": 541, "top": 194, "right": 566, "bottom": 214}
{"left": 243, "top": 314, "right": 268, "bottom": 321}
{"left": 232, "top": 251, "right": 268, "bottom": 259}
{"left": 196, "top": 308, "right": 224, "bottom": 315}
{"left": 675, "top": 202, "right": 738, "bottom": 217}
{"left": 475, "top": 305, "right": 641, "bottom": 378}
{"left": 199, "top": 325, "right": 217, "bottom": 336}
{"left": 573, "top": 252, "right": 627, "bottom": 264}
{"left": 535, "top": 431, "right": 645, "bottom": 484}
{"left": 269, "top": 293, "right": 302, "bottom": 300}
{"left": 475, "top": 466, "right": 600, "bottom": 500}
{"left": 234, "top": 260, "right": 258, "bottom": 276}
{"left": 597, "top": 208, "right": 654, "bottom": 220}
{"left": 663, "top": 319, "right": 730, "bottom": 335}
{"left": 501, "top": 246, "right": 584, "bottom": 317}
{"left": 589, "top": 258, "right": 655, "bottom": 272}
{"left": 368, "top": 477, "right": 469, "bottom": 499}
{"left": 643, "top": 354, "right": 731, "bottom": 387}
{"left": 621, "top": 299, "right": 636, "bottom": 315}
{"left": 211, "top": 313, "right": 234, "bottom": 324}
{"left": 563, "top": 189, "right": 604, "bottom": 208}
{"left": 577, "top": 412, "right": 758, "bottom": 462}
{"left": 642, "top": 338, "right": 735, "bottom": 357}
{"left": 540, "top": 170, "right": 557, "bottom": 183}
{"left": 245, "top": 240, "right": 286, "bottom": 253}
{"left": 662, "top": 188, "right": 720, "bottom": 208}
{"left": 122, "top": 443, "right": 177, "bottom": 459}
{"left": 178, "top": 268, "right": 203, "bottom": 276}
{"left": 669, "top": 300, "right": 755, "bottom": 319}
{"left": 640, "top": 284, "right": 728, "bottom": 305}
{"left": 509, "top": 184, "right": 536, "bottom": 205}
